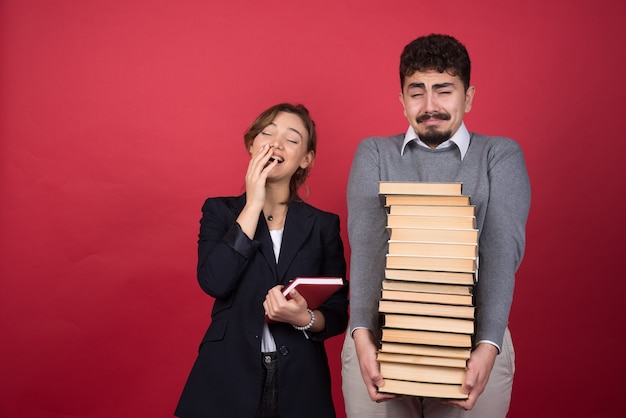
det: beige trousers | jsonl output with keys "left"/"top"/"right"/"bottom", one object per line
{"left": 341, "top": 328, "right": 514, "bottom": 418}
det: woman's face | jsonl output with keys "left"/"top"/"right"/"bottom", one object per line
{"left": 249, "top": 111, "right": 314, "bottom": 181}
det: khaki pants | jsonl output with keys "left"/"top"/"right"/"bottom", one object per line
{"left": 341, "top": 328, "right": 515, "bottom": 418}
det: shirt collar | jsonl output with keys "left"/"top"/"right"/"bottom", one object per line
{"left": 401, "top": 122, "right": 470, "bottom": 160}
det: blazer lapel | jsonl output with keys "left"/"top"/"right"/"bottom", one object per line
{"left": 256, "top": 217, "right": 279, "bottom": 278}
{"left": 277, "top": 202, "right": 314, "bottom": 282}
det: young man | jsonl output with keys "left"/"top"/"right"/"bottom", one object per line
{"left": 341, "top": 34, "right": 531, "bottom": 417}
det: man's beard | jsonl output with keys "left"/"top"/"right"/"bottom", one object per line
{"left": 419, "top": 128, "right": 453, "bottom": 147}
{"left": 415, "top": 112, "right": 452, "bottom": 147}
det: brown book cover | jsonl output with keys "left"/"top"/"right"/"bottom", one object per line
{"left": 376, "top": 351, "right": 468, "bottom": 368}
{"left": 388, "top": 227, "right": 478, "bottom": 244}
{"left": 388, "top": 204, "right": 476, "bottom": 217}
{"left": 382, "top": 313, "right": 474, "bottom": 334}
{"left": 378, "top": 379, "right": 467, "bottom": 399}
{"left": 379, "top": 342, "right": 471, "bottom": 360}
{"left": 379, "top": 300, "right": 474, "bottom": 319}
{"left": 381, "top": 328, "right": 473, "bottom": 347}
{"left": 387, "top": 214, "right": 476, "bottom": 230}
{"left": 382, "top": 279, "right": 473, "bottom": 295}
{"left": 381, "top": 289, "right": 473, "bottom": 306}
{"left": 387, "top": 241, "right": 478, "bottom": 258}
{"left": 385, "top": 269, "right": 475, "bottom": 285}
{"left": 385, "top": 194, "right": 471, "bottom": 206}
{"left": 385, "top": 255, "right": 477, "bottom": 273}
{"left": 379, "top": 361, "right": 466, "bottom": 385}
{"left": 379, "top": 181, "right": 463, "bottom": 196}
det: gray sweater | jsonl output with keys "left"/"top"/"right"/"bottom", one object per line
{"left": 347, "top": 132, "right": 530, "bottom": 348}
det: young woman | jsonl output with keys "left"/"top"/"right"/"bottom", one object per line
{"left": 175, "top": 103, "right": 349, "bottom": 418}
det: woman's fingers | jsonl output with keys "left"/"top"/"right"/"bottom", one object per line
{"left": 247, "top": 144, "right": 278, "bottom": 182}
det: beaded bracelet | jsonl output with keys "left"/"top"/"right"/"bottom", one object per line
{"left": 292, "top": 309, "right": 315, "bottom": 331}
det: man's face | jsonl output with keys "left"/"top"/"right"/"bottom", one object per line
{"left": 399, "top": 70, "right": 475, "bottom": 148}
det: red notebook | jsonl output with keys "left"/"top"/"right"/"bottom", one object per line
{"left": 282, "top": 276, "right": 344, "bottom": 309}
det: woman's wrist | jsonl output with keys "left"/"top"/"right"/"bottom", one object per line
{"left": 292, "top": 309, "right": 315, "bottom": 331}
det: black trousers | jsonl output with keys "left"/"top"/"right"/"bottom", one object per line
{"left": 256, "top": 352, "right": 279, "bottom": 418}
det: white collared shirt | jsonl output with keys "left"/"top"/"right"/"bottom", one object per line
{"left": 401, "top": 122, "right": 470, "bottom": 160}
{"left": 261, "top": 229, "right": 284, "bottom": 353}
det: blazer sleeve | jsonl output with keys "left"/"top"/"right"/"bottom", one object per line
{"left": 309, "top": 213, "right": 349, "bottom": 342}
{"left": 196, "top": 197, "right": 260, "bottom": 299}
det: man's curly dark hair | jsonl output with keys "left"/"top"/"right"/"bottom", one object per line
{"left": 400, "top": 34, "right": 471, "bottom": 91}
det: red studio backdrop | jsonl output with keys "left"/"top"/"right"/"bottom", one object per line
{"left": 1, "top": 1, "right": 626, "bottom": 417}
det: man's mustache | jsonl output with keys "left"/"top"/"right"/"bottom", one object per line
{"left": 416, "top": 112, "right": 451, "bottom": 123}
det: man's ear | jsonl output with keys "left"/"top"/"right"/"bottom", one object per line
{"left": 399, "top": 92, "right": 408, "bottom": 118}
{"left": 464, "top": 86, "right": 476, "bottom": 113}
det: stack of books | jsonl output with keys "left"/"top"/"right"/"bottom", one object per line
{"left": 377, "top": 181, "right": 478, "bottom": 400}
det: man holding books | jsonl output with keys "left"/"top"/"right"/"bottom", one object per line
{"left": 341, "top": 34, "right": 531, "bottom": 417}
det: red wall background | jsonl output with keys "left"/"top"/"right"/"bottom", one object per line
{"left": 1, "top": 1, "right": 625, "bottom": 417}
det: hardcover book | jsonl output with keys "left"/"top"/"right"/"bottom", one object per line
{"left": 281, "top": 276, "right": 344, "bottom": 309}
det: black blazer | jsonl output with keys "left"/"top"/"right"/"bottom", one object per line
{"left": 175, "top": 195, "right": 349, "bottom": 418}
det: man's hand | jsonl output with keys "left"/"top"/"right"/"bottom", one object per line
{"left": 353, "top": 328, "right": 397, "bottom": 402}
{"left": 444, "top": 342, "right": 498, "bottom": 410}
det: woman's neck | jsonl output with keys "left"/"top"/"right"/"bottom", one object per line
{"left": 263, "top": 184, "right": 290, "bottom": 225}
{"left": 264, "top": 202, "right": 288, "bottom": 222}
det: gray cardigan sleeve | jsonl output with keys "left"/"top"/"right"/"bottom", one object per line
{"left": 473, "top": 137, "right": 530, "bottom": 348}
{"left": 346, "top": 138, "right": 389, "bottom": 336}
